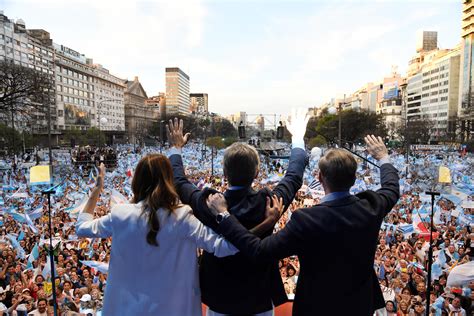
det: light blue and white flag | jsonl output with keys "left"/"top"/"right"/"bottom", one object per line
{"left": 27, "top": 206, "right": 44, "bottom": 220}
{"left": 80, "top": 260, "right": 109, "bottom": 274}
{"left": 26, "top": 243, "right": 40, "bottom": 270}
{"left": 24, "top": 212, "right": 38, "bottom": 234}
{"left": 110, "top": 189, "right": 128, "bottom": 207}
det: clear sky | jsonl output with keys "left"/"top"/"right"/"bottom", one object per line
{"left": 1, "top": 0, "right": 463, "bottom": 116}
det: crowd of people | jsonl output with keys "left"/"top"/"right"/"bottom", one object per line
{"left": 71, "top": 147, "right": 118, "bottom": 170}
{"left": 0, "top": 140, "right": 472, "bottom": 315}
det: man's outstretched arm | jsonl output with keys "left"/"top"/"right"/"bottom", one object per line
{"left": 272, "top": 108, "right": 310, "bottom": 208}
{"left": 167, "top": 118, "right": 202, "bottom": 213}
{"left": 364, "top": 135, "right": 400, "bottom": 216}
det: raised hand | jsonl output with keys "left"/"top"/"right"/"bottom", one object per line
{"left": 95, "top": 163, "right": 106, "bottom": 192}
{"left": 167, "top": 118, "right": 191, "bottom": 149}
{"left": 285, "top": 108, "right": 311, "bottom": 139}
{"left": 364, "top": 135, "right": 388, "bottom": 161}
{"left": 206, "top": 193, "right": 228, "bottom": 214}
{"left": 265, "top": 195, "right": 283, "bottom": 221}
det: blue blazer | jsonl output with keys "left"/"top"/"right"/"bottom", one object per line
{"left": 169, "top": 147, "right": 307, "bottom": 314}
{"left": 218, "top": 163, "right": 400, "bottom": 316}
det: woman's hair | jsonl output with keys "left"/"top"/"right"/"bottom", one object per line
{"left": 131, "top": 154, "right": 180, "bottom": 246}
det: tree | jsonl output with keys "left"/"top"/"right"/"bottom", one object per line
{"left": 85, "top": 128, "right": 106, "bottom": 147}
{"left": 0, "top": 123, "right": 22, "bottom": 152}
{"left": 0, "top": 60, "right": 54, "bottom": 152}
{"left": 0, "top": 124, "right": 35, "bottom": 153}
{"left": 396, "top": 119, "right": 434, "bottom": 145}
{"left": 213, "top": 119, "right": 237, "bottom": 138}
{"left": 223, "top": 137, "right": 237, "bottom": 147}
{"left": 308, "top": 135, "right": 327, "bottom": 148}
{"left": 306, "top": 109, "right": 387, "bottom": 145}
{"left": 206, "top": 136, "right": 226, "bottom": 149}
{"left": 199, "top": 118, "right": 210, "bottom": 128}
{"left": 62, "top": 129, "right": 86, "bottom": 147}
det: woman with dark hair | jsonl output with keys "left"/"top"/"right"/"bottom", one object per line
{"left": 76, "top": 157, "right": 238, "bottom": 315}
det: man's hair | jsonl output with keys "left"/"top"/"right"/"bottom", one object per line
{"left": 37, "top": 298, "right": 47, "bottom": 305}
{"left": 223, "top": 143, "right": 260, "bottom": 187}
{"left": 318, "top": 148, "right": 357, "bottom": 191}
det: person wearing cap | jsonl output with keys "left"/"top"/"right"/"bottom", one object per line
{"left": 79, "top": 293, "right": 95, "bottom": 315}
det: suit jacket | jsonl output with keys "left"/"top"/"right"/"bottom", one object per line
{"left": 169, "top": 147, "right": 307, "bottom": 314}
{"left": 218, "top": 163, "right": 400, "bottom": 316}
{"left": 76, "top": 203, "right": 237, "bottom": 316}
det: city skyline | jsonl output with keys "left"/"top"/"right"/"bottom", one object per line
{"left": 1, "top": 0, "right": 463, "bottom": 115}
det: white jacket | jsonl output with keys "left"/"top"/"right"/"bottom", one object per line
{"left": 76, "top": 202, "right": 237, "bottom": 316}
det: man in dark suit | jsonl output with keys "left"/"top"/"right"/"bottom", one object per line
{"left": 207, "top": 135, "right": 400, "bottom": 316}
{"left": 166, "top": 109, "right": 309, "bottom": 315}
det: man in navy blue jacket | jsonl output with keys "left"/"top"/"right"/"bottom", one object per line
{"left": 166, "top": 109, "right": 310, "bottom": 315}
{"left": 208, "top": 135, "right": 400, "bottom": 316}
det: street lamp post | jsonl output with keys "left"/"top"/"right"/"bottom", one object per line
{"left": 96, "top": 98, "right": 120, "bottom": 154}
{"left": 211, "top": 146, "right": 214, "bottom": 177}
{"left": 328, "top": 94, "right": 346, "bottom": 147}
{"left": 338, "top": 94, "right": 344, "bottom": 147}
{"left": 159, "top": 120, "right": 165, "bottom": 153}
{"left": 98, "top": 117, "right": 108, "bottom": 154}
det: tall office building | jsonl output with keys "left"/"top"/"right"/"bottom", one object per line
{"left": 90, "top": 63, "right": 126, "bottom": 133}
{"left": 146, "top": 93, "right": 166, "bottom": 120}
{"left": 407, "top": 47, "right": 461, "bottom": 140}
{"left": 406, "top": 74, "right": 423, "bottom": 120}
{"left": 165, "top": 67, "right": 190, "bottom": 117}
{"left": 416, "top": 31, "right": 438, "bottom": 53}
{"left": 190, "top": 93, "right": 208, "bottom": 114}
{"left": 54, "top": 44, "right": 96, "bottom": 131}
{"left": 408, "top": 31, "right": 438, "bottom": 77}
{"left": 0, "top": 12, "right": 56, "bottom": 135}
{"left": 459, "top": 0, "right": 474, "bottom": 140}
{"left": 0, "top": 11, "right": 127, "bottom": 144}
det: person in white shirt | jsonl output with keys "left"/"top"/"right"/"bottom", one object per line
{"left": 76, "top": 156, "right": 256, "bottom": 316}
{"left": 449, "top": 296, "right": 467, "bottom": 316}
{"left": 27, "top": 298, "right": 47, "bottom": 316}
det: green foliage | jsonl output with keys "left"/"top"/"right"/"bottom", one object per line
{"left": 164, "top": 115, "right": 237, "bottom": 140}
{"left": 223, "top": 137, "right": 238, "bottom": 147}
{"left": 308, "top": 135, "right": 327, "bottom": 148}
{"left": 85, "top": 127, "right": 106, "bottom": 146}
{"left": 0, "top": 60, "right": 55, "bottom": 121}
{"left": 0, "top": 124, "right": 23, "bottom": 152}
{"left": 61, "top": 127, "right": 105, "bottom": 147}
{"left": 148, "top": 122, "right": 161, "bottom": 137}
{"left": 199, "top": 118, "right": 210, "bottom": 127}
{"left": 396, "top": 119, "right": 433, "bottom": 144}
{"left": 206, "top": 136, "right": 226, "bottom": 149}
{"left": 213, "top": 119, "right": 237, "bottom": 138}
{"left": 306, "top": 110, "right": 387, "bottom": 144}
